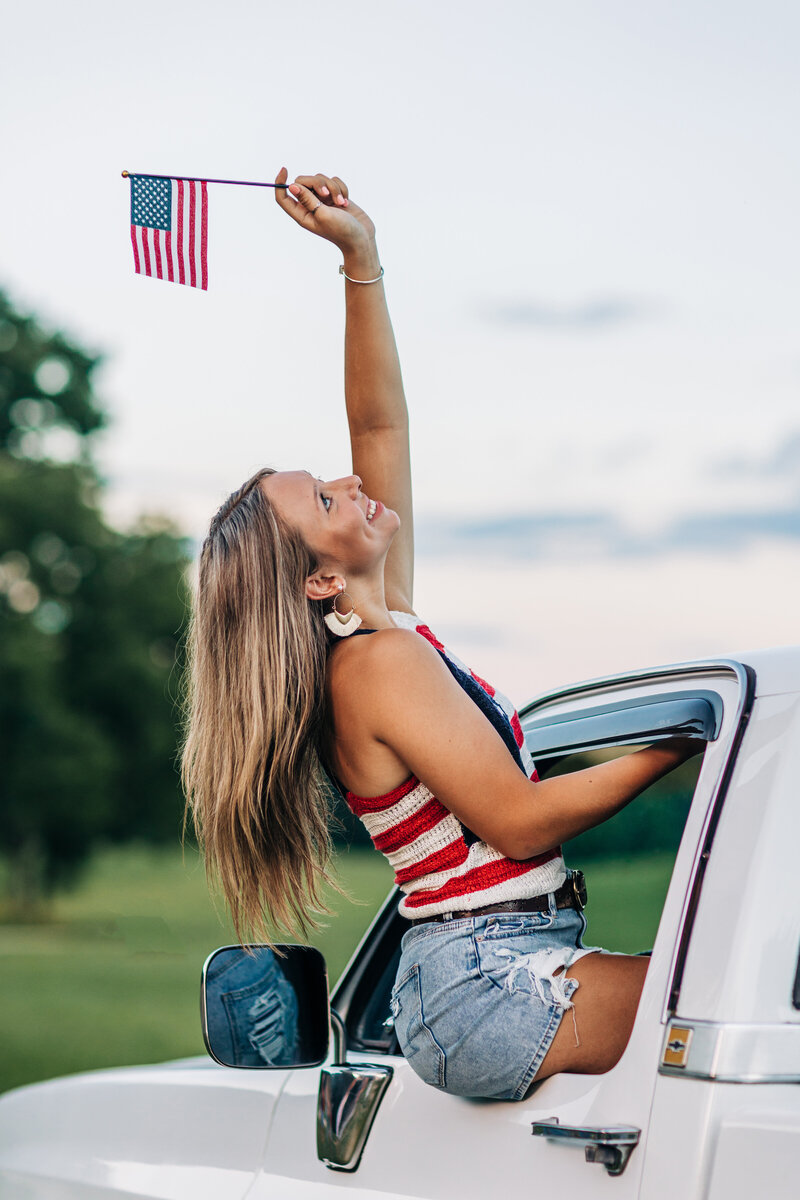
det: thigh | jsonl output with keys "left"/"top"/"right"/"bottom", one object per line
{"left": 533, "top": 952, "right": 649, "bottom": 1080}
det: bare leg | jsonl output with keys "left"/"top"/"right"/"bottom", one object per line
{"left": 533, "top": 952, "right": 649, "bottom": 1080}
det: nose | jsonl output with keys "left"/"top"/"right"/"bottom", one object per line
{"left": 334, "top": 475, "right": 362, "bottom": 497}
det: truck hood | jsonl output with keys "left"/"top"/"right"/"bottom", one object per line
{"left": 0, "top": 1056, "right": 293, "bottom": 1200}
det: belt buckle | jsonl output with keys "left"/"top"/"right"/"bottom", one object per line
{"left": 571, "top": 870, "right": 588, "bottom": 909}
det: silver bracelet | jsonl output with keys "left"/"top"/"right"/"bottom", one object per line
{"left": 339, "top": 264, "right": 384, "bottom": 285}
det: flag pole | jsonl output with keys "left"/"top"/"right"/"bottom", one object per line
{"left": 121, "top": 170, "right": 289, "bottom": 188}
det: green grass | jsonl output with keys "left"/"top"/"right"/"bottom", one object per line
{"left": 579, "top": 852, "right": 675, "bottom": 952}
{"left": 0, "top": 845, "right": 674, "bottom": 1095}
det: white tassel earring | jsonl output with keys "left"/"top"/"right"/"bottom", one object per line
{"left": 323, "top": 584, "right": 362, "bottom": 637}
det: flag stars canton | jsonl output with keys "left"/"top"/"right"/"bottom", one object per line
{"left": 131, "top": 176, "right": 172, "bottom": 230}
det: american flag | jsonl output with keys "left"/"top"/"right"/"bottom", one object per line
{"left": 129, "top": 175, "right": 208, "bottom": 290}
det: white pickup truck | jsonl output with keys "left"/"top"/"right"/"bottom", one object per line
{"left": 2, "top": 647, "right": 799, "bottom": 1199}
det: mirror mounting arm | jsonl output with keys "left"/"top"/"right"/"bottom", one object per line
{"left": 330, "top": 1008, "right": 348, "bottom": 1065}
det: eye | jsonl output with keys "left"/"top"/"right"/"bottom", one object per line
{"left": 321, "top": 493, "right": 332, "bottom": 512}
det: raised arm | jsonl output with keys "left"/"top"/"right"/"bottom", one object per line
{"left": 274, "top": 170, "right": 413, "bottom": 611}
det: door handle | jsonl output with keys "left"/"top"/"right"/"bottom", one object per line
{"left": 531, "top": 1118, "right": 641, "bottom": 1176}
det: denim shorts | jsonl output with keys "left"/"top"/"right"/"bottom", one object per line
{"left": 389, "top": 899, "right": 598, "bottom": 1101}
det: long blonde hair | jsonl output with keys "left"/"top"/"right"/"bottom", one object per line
{"left": 181, "top": 467, "right": 337, "bottom": 942}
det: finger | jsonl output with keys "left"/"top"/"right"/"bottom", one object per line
{"left": 318, "top": 174, "right": 344, "bottom": 207}
{"left": 331, "top": 176, "right": 350, "bottom": 207}
{"left": 287, "top": 180, "right": 324, "bottom": 222}
{"left": 275, "top": 176, "right": 316, "bottom": 225}
{"left": 313, "top": 173, "right": 332, "bottom": 201}
{"left": 277, "top": 165, "right": 311, "bottom": 219}
{"left": 322, "top": 175, "right": 347, "bottom": 208}
{"left": 273, "top": 166, "right": 292, "bottom": 208}
{"left": 294, "top": 174, "right": 332, "bottom": 202}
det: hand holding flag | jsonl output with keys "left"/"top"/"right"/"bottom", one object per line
{"left": 272, "top": 168, "right": 376, "bottom": 253}
{"left": 124, "top": 168, "right": 374, "bottom": 290}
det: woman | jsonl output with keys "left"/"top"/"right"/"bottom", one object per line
{"left": 182, "top": 169, "right": 699, "bottom": 1101}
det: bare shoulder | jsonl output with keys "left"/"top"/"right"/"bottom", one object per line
{"left": 328, "top": 626, "right": 444, "bottom": 698}
{"left": 324, "top": 629, "right": 449, "bottom": 795}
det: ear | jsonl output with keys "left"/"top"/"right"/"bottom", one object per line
{"left": 305, "top": 570, "right": 344, "bottom": 603}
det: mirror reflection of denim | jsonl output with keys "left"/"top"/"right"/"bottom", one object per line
{"left": 205, "top": 948, "right": 300, "bottom": 1067}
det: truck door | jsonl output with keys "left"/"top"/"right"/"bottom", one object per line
{"left": 641, "top": 668, "right": 800, "bottom": 1200}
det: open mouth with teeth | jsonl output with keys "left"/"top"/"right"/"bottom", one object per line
{"left": 366, "top": 499, "right": 378, "bottom": 522}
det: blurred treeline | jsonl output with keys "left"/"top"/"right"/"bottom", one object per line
{"left": 0, "top": 291, "right": 190, "bottom": 915}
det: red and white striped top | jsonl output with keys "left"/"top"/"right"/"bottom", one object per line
{"left": 343, "top": 612, "right": 566, "bottom": 920}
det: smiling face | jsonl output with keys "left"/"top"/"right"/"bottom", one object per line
{"left": 261, "top": 470, "right": 400, "bottom": 584}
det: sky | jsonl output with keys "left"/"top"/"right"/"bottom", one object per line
{"left": 2, "top": 0, "right": 798, "bottom": 699}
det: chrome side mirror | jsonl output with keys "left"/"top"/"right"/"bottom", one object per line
{"left": 201, "top": 944, "right": 330, "bottom": 1069}
{"left": 201, "top": 943, "right": 394, "bottom": 1172}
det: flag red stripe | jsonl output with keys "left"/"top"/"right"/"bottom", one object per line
{"left": 371, "top": 799, "right": 450, "bottom": 853}
{"left": 510, "top": 712, "right": 524, "bottom": 748}
{"left": 141, "top": 228, "right": 152, "bottom": 278}
{"left": 165, "top": 230, "right": 174, "bottom": 282}
{"left": 176, "top": 181, "right": 185, "bottom": 285}
{"left": 153, "top": 229, "right": 163, "bottom": 280}
{"left": 188, "top": 182, "right": 197, "bottom": 289}
{"left": 200, "top": 181, "right": 208, "bottom": 290}
{"left": 130, "top": 226, "right": 141, "bottom": 274}
{"left": 402, "top": 850, "right": 561, "bottom": 909}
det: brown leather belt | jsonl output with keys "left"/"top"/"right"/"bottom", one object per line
{"left": 409, "top": 870, "right": 587, "bottom": 926}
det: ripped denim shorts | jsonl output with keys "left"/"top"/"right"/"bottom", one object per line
{"left": 389, "top": 898, "right": 598, "bottom": 1101}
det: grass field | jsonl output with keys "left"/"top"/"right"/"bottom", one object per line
{"left": 0, "top": 845, "right": 676, "bottom": 1095}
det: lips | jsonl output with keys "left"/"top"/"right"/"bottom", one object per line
{"left": 366, "top": 499, "right": 383, "bottom": 523}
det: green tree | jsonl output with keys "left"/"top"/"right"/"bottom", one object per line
{"left": 0, "top": 292, "right": 190, "bottom": 913}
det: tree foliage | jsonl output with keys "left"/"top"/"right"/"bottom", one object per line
{"left": 0, "top": 292, "right": 190, "bottom": 913}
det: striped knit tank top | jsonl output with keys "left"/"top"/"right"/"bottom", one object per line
{"left": 340, "top": 611, "right": 566, "bottom": 920}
